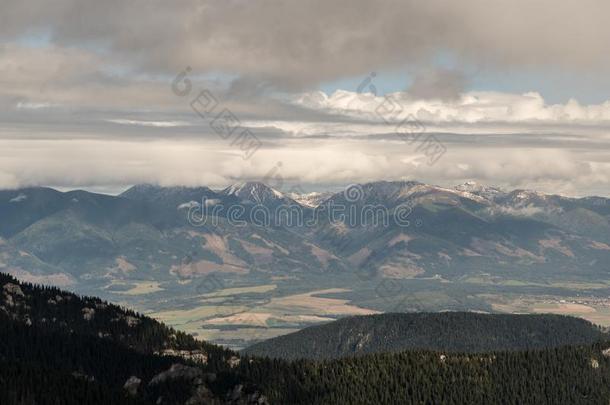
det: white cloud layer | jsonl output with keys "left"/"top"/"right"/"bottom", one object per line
{"left": 293, "top": 90, "right": 610, "bottom": 124}
{"left": 0, "top": 131, "right": 608, "bottom": 197}
{"left": 0, "top": 1, "right": 609, "bottom": 196}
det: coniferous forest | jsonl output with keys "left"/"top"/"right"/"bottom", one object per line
{"left": 244, "top": 311, "right": 606, "bottom": 360}
{"left": 2, "top": 271, "right": 610, "bottom": 405}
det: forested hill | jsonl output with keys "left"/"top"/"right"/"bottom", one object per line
{"left": 4, "top": 272, "right": 610, "bottom": 405}
{"left": 244, "top": 312, "right": 606, "bottom": 360}
{"left": 0, "top": 272, "right": 267, "bottom": 404}
{"left": 0, "top": 272, "right": 227, "bottom": 359}
{"left": 239, "top": 343, "right": 610, "bottom": 404}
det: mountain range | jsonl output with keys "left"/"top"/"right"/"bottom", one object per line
{"left": 1, "top": 179, "right": 609, "bottom": 346}
{"left": 2, "top": 180, "right": 609, "bottom": 283}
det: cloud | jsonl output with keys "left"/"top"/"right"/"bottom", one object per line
{"left": 2, "top": 1, "right": 610, "bottom": 88}
{"left": 0, "top": 131, "right": 608, "bottom": 197}
{"left": 407, "top": 68, "right": 467, "bottom": 101}
{"left": 16, "top": 102, "right": 57, "bottom": 110}
{"left": 1, "top": 1, "right": 610, "bottom": 197}
{"left": 0, "top": 43, "right": 176, "bottom": 110}
{"left": 106, "top": 119, "right": 191, "bottom": 127}
{"left": 292, "top": 90, "right": 610, "bottom": 125}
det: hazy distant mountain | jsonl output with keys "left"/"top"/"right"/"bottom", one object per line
{"left": 120, "top": 183, "right": 224, "bottom": 209}
{"left": 244, "top": 312, "right": 606, "bottom": 360}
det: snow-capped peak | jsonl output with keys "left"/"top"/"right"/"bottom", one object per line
{"left": 455, "top": 180, "right": 496, "bottom": 193}
{"left": 221, "top": 182, "right": 288, "bottom": 204}
{"left": 455, "top": 180, "right": 481, "bottom": 190}
{"left": 505, "top": 189, "right": 556, "bottom": 208}
{"left": 9, "top": 193, "right": 27, "bottom": 203}
{"left": 288, "top": 191, "right": 333, "bottom": 208}
{"left": 454, "top": 181, "right": 505, "bottom": 201}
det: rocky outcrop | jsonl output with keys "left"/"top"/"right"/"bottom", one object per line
{"left": 3, "top": 283, "right": 24, "bottom": 297}
{"left": 2, "top": 283, "right": 25, "bottom": 308}
{"left": 228, "top": 355, "right": 241, "bottom": 368}
{"left": 156, "top": 349, "right": 208, "bottom": 364}
{"left": 81, "top": 307, "right": 95, "bottom": 321}
{"left": 123, "top": 376, "right": 142, "bottom": 396}
{"left": 71, "top": 371, "right": 95, "bottom": 383}
{"left": 149, "top": 364, "right": 203, "bottom": 385}
{"left": 149, "top": 363, "right": 268, "bottom": 404}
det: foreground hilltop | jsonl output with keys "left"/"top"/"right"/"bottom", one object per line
{"left": 244, "top": 312, "right": 606, "bottom": 360}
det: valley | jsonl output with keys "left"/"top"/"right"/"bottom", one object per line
{"left": 88, "top": 272, "right": 610, "bottom": 348}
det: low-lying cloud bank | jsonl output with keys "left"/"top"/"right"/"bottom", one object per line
{"left": 292, "top": 90, "right": 610, "bottom": 125}
{"left": 0, "top": 134, "right": 608, "bottom": 198}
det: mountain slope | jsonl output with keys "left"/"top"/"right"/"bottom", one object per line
{"left": 120, "top": 183, "right": 225, "bottom": 210}
{"left": 0, "top": 272, "right": 267, "bottom": 404}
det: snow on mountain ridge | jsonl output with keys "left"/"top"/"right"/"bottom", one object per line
{"left": 288, "top": 192, "right": 333, "bottom": 208}
{"left": 221, "top": 182, "right": 295, "bottom": 205}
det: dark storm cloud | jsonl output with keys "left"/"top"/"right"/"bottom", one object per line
{"left": 2, "top": 0, "right": 610, "bottom": 89}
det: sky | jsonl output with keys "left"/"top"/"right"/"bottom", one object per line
{"left": 1, "top": 0, "right": 610, "bottom": 196}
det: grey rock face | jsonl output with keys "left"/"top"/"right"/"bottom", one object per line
{"left": 123, "top": 376, "right": 142, "bottom": 396}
